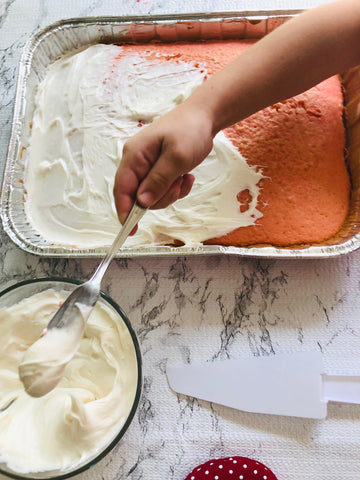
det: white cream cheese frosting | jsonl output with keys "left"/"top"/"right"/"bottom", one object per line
{"left": 19, "top": 326, "right": 83, "bottom": 398}
{"left": 25, "top": 43, "right": 263, "bottom": 248}
{"left": 0, "top": 288, "right": 138, "bottom": 474}
{"left": 18, "top": 285, "right": 99, "bottom": 398}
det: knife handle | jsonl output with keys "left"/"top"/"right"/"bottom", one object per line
{"left": 322, "top": 374, "right": 360, "bottom": 404}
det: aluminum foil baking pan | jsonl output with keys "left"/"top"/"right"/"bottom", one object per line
{"left": 1, "top": 12, "right": 360, "bottom": 258}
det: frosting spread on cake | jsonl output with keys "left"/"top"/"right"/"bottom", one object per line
{"left": 24, "top": 43, "right": 263, "bottom": 248}
{"left": 0, "top": 289, "right": 138, "bottom": 474}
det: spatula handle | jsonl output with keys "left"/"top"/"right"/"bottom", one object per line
{"left": 322, "top": 374, "right": 360, "bottom": 404}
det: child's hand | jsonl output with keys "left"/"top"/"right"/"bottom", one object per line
{"left": 113, "top": 102, "right": 214, "bottom": 225}
{"left": 114, "top": 0, "right": 360, "bottom": 227}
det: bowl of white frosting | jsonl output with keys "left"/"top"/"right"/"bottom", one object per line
{"left": 0, "top": 277, "right": 142, "bottom": 479}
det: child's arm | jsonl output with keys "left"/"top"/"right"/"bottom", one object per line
{"left": 114, "top": 0, "right": 360, "bottom": 224}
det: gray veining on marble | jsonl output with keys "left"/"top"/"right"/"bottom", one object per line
{"left": 0, "top": 1, "right": 359, "bottom": 480}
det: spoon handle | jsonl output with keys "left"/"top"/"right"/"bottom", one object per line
{"left": 90, "top": 202, "right": 147, "bottom": 286}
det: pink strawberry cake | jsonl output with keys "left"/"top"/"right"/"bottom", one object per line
{"left": 117, "top": 41, "right": 349, "bottom": 247}
{"left": 25, "top": 41, "right": 349, "bottom": 249}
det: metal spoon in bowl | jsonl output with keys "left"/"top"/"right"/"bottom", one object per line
{"left": 18, "top": 202, "right": 147, "bottom": 398}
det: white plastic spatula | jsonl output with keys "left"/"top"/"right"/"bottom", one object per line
{"left": 166, "top": 352, "right": 360, "bottom": 419}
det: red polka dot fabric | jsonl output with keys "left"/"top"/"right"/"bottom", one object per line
{"left": 184, "top": 456, "right": 278, "bottom": 480}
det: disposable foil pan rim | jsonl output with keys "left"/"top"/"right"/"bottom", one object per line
{"left": 1, "top": 12, "right": 358, "bottom": 259}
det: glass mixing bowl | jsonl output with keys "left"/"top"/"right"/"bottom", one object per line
{"left": 0, "top": 277, "right": 142, "bottom": 480}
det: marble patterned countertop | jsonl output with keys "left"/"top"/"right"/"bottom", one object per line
{"left": 1, "top": 1, "right": 359, "bottom": 480}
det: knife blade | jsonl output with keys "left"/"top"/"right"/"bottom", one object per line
{"left": 166, "top": 352, "right": 360, "bottom": 419}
